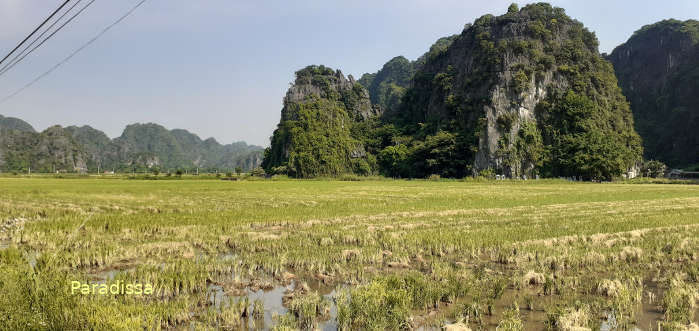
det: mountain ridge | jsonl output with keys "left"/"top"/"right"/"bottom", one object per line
{"left": 0, "top": 116, "right": 263, "bottom": 172}
{"left": 264, "top": 2, "right": 643, "bottom": 180}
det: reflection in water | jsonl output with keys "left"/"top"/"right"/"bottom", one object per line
{"left": 207, "top": 281, "right": 340, "bottom": 330}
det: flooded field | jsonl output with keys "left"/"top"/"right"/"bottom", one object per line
{"left": 0, "top": 178, "right": 698, "bottom": 330}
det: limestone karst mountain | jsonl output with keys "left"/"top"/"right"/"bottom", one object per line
{"left": 264, "top": 3, "right": 643, "bottom": 180}
{"left": 262, "top": 65, "right": 379, "bottom": 177}
{"left": 609, "top": 19, "right": 699, "bottom": 168}
{"left": 0, "top": 118, "right": 263, "bottom": 172}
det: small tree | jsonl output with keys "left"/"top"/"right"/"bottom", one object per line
{"left": 508, "top": 3, "right": 519, "bottom": 13}
{"left": 642, "top": 160, "right": 667, "bottom": 178}
{"left": 251, "top": 167, "right": 266, "bottom": 177}
{"left": 175, "top": 169, "right": 183, "bottom": 177}
{"left": 235, "top": 166, "right": 243, "bottom": 176}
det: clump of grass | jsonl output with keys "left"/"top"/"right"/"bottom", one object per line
{"left": 524, "top": 295, "right": 535, "bottom": 311}
{"left": 597, "top": 279, "right": 623, "bottom": 297}
{"left": 319, "top": 237, "right": 334, "bottom": 246}
{"left": 287, "top": 291, "right": 330, "bottom": 329}
{"left": 272, "top": 313, "right": 299, "bottom": 331}
{"left": 619, "top": 246, "right": 642, "bottom": 262}
{"left": 443, "top": 320, "right": 472, "bottom": 331}
{"left": 252, "top": 298, "right": 264, "bottom": 319}
{"left": 496, "top": 303, "right": 524, "bottom": 330}
{"left": 336, "top": 279, "right": 411, "bottom": 330}
{"left": 551, "top": 304, "right": 591, "bottom": 331}
{"left": 523, "top": 270, "right": 545, "bottom": 285}
{"left": 662, "top": 278, "right": 699, "bottom": 324}
{"left": 595, "top": 277, "right": 643, "bottom": 326}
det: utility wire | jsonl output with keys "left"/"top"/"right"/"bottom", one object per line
{"left": 0, "top": 0, "right": 89, "bottom": 77}
{"left": 0, "top": 0, "right": 148, "bottom": 104}
{"left": 0, "top": 0, "right": 72, "bottom": 67}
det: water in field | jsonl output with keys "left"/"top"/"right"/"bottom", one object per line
{"left": 207, "top": 280, "right": 339, "bottom": 330}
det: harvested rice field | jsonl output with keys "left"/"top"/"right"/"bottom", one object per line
{"left": 1, "top": 177, "right": 698, "bottom": 330}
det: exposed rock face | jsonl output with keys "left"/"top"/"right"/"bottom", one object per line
{"left": 263, "top": 65, "right": 377, "bottom": 177}
{"left": 284, "top": 67, "right": 377, "bottom": 121}
{"left": 1, "top": 118, "right": 263, "bottom": 173}
{"left": 393, "top": 3, "right": 641, "bottom": 179}
{"left": 0, "top": 126, "right": 87, "bottom": 172}
{"left": 609, "top": 19, "right": 699, "bottom": 167}
{"left": 65, "top": 125, "right": 117, "bottom": 170}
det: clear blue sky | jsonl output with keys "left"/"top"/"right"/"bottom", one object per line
{"left": 0, "top": 0, "right": 696, "bottom": 146}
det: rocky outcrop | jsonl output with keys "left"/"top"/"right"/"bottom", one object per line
{"left": 0, "top": 126, "right": 87, "bottom": 172}
{"left": 609, "top": 19, "right": 699, "bottom": 167}
{"left": 263, "top": 65, "right": 377, "bottom": 177}
{"left": 284, "top": 67, "right": 378, "bottom": 121}
{"left": 391, "top": 3, "right": 641, "bottom": 179}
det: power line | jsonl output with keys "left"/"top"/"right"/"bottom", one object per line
{"left": 0, "top": 0, "right": 93, "bottom": 77}
{"left": 0, "top": 0, "right": 149, "bottom": 104}
{"left": 0, "top": 0, "right": 72, "bottom": 67}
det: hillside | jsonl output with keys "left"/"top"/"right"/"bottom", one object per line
{"left": 0, "top": 126, "right": 87, "bottom": 172}
{"left": 357, "top": 36, "right": 459, "bottom": 114}
{"left": 1, "top": 119, "right": 263, "bottom": 173}
{"left": 0, "top": 114, "right": 35, "bottom": 132}
{"left": 262, "top": 65, "right": 379, "bottom": 177}
{"left": 609, "top": 19, "right": 699, "bottom": 168}
{"left": 265, "top": 3, "right": 643, "bottom": 180}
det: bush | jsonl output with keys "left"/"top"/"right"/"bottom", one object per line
{"left": 251, "top": 167, "right": 266, "bottom": 177}
{"left": 478, "top": 168, "right": 496, "bottom": 179}
{"left": 642, "top": 160, "right": 667, "bottom": 178}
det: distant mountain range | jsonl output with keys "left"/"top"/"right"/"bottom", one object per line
{"left": 0, "top": 116, "right": 263, "bottom": 173}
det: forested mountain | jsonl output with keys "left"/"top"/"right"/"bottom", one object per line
{"left": 0, "top": 117, "right": 263, "bottom": 172}
{"left": 357, "top": 36, "right": 459, "bottom": 114}
{"left": 0, "top": 114, "right": 35, "bottom": 132}
{"left": 262, "top": 66, "right": 379, "bottom": 177}
{"left": 264, "top": 3, "right": 643, "bottom": 180}
{"left": 0, "top": 126, "right": 87, "bottom": 172}
{"left": 609, "top": 19, "right": 699, "bottom": 168}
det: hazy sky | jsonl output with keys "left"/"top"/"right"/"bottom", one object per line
{"left": 0, "top": 0, "right": 696, "bottom": 146}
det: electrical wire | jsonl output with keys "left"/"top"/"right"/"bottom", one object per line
{"left": 0, "top": 0, "right": 87, "bottom": 76}
{"left": 0, "top": 0, "right": 71, "bottom": 67}
{"left": 0, "top": 0, "right": 149, "bottom": 104}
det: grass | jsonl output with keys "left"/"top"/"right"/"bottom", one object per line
{"left": 0, "top": 177, "right": 698, "bottom": 330}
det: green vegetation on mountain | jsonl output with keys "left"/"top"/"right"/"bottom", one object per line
{"left": 357, "top": 36, "right": 459, "bottom": 115}
{"left": 0, "top": 114, "right": 35, "bottom": 132}
{"left": 1, "top": 119, "right": 263, "bottom": 173}
{"left": 267, "top": 3, "right": 643, "bottom": 180}
{"left": 262, "top": 65, "right": 377, "bottom": 177}
{"left": 0, "top": 126, "right": 87, "bottom": 172}
{"left": 358, "top": 56, "right": 414, "bottom": 113}
{"left": 610, "top": 19, "right": 699, "bottom": 168}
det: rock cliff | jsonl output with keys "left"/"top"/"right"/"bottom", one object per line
{"left": 263, "top": 65, "right": 378, "bottom": 177}
{"left": 388, "top": 3, "right": 642, "bottom": 179}
{"left": 609, "top": 19, "right": 699, "bottom": 167}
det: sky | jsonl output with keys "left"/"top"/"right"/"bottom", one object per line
{"left": 0, "top": 0, "right": 696, "bottom": 147}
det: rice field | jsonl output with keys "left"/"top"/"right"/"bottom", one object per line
{"left": 0, "top": 177, "right": 698, "bottom": 330}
